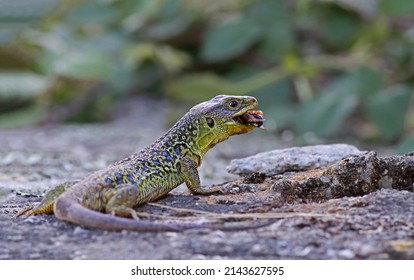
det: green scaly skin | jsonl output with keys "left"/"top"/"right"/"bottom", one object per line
{"left": 16, "top": 95, "right": 264, "bottom": 232}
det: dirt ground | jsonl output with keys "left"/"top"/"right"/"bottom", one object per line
{"left": 1, "top": 96, "right": 413, "bottom": 259}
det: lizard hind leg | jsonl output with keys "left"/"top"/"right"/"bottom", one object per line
{"left": 105, "top": 184, "right": 148, "bottom": 219}
{"left": 15, "top": 180, "right": 77, "bottom": 218}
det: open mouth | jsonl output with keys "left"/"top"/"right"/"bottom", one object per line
{"left": 232, "top": 109, "right": 266, "bottom": 129}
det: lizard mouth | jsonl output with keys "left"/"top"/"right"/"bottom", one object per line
{"left": 231, "top": 106, "right": 266, "bottom": 129}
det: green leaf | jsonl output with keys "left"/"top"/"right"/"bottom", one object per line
{"left": 325, "top": 67, "right": 382, "bottom": 99}
{"left": 247, "top": 0, "right": 293, "bottom": 61}
{"left": 66, "top": 1, "right": 120, "bottom": 25}
{"left": 295, "top": 91, "right": 358, "bottom": 138}
{"left": 265, "top": 103, "right": 296, "bottom": 131}
{"left": 246, "top": 0, "right": 289, "bottom": 27}
{"left": 53, "top": 52, "right": 112, "bottom": 80}
{"left": 0, "top": 105, "right": 45, "bottom": 128}
{"left": 367, "top": 85, "right": 412, "bottom": 141}
{"left": 146, "top": 18, "right": 190, "bottom": 40}
{"left": 0, "top": 0, "right": 56, "bottom": 22}
{"left": 250, "top": 77, "right": 292, "bottom": 103}
{"left": 201, "top": 17, "right": 261, "bottom": 62}
{"left": 324, "top": 14, "right": 358, "bottom": 48}
{"left": 259, "top": 27, "right": 294, "bottom": 62}
{"left": 334, "top": 0, "right": 378, "bottom": 18}
{"left": 293, "top": 67, "right": 380, "bottom": 138}
{"left": 379, "top": 0, "right": 414, "bottom": 17}
{"left": 164, "top": 73, "right": 240, "bottom": 104}
{"left": 0, "top": 72, "right": 49, "bottom": 98}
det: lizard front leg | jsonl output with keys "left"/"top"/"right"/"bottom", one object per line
{"left": 15, "top": 180, "right": 78, "bottom": 217}
{"left": 181, "top": 157, "right": 221, "bottom": 195}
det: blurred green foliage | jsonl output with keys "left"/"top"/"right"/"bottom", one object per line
{"left": 1, "top": 0, "right": 414, "bottom": 153}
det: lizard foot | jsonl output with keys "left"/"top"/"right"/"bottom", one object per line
{"left": 109, "top": 206, "right": 148, "bottom": 220}
{"left": 15, "top": 201, "right": 54, "bottom": 218}
{"left": 193, "top": 185, "right": 222, "bottom": 195}
{"left": 15, "top": 205, "right": 35, "bottom": 218}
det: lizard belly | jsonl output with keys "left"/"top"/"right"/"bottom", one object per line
{"left": 136, "top": 172, "right": 184, "bottom": 204}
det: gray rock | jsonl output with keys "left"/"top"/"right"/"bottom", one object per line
{"left": 274, "top": 151, "right": 382, "bottom": 203}
{"left": 0, "top": 187, "right": 12, "bottom": 206}
{"left": 227, "top": 144, "right": 362, "bottom": 176}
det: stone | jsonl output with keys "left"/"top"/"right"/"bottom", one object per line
{"left": 227, "top": 144, "right": 363, "bottom": 176}
{"left": 273, "top": 151, "right": 382, "bottom": 203}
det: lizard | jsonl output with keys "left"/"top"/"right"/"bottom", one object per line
{"left": 15, "top": 95, "right": 266, "bottom": 232}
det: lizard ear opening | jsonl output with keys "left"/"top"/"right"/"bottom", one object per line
{"left": 206, "top": 117, "right": 215, "bottom": 128}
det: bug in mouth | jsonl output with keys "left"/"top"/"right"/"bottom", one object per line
{"left": 234, "top": 110, "right": 266, "bottom": 129}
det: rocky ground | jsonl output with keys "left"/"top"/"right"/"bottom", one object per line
{"left": 0, "top": 96, "right": 413, "bottom": 260}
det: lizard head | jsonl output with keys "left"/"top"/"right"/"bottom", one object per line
{"left": 189, "top": 95, "right": 265, "bottom": 156}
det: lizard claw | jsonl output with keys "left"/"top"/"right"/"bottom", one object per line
{"left": 15, "top": 206, "right": 35, "bottom": 218}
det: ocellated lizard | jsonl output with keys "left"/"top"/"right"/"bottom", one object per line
{"left": 16, "top": 95, "right": 265, "bottom": 231}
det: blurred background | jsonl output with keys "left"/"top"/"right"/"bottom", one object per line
{"left": 1, "top": 0, "right": 414, "bottom": 153}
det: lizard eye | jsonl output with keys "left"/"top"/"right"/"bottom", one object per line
{"left": 206, "top": 117, "right": 215, "bottom": 128}
{"left": 229, "top": 100, "right": 239, "bottom": 108}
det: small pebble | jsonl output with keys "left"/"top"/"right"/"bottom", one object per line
{"left": 320, "top": 176, "right": 331, "bottom": 183}
{"left": 338, "top": 249, "right": 355, "bottom": 259}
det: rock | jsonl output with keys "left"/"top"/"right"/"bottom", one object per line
{"left": 226, "top": 146, "right": 414, "bottom": 204}
{"left": 338, "top": 249, "right": 355, "bottom": 259}
{"left": 273, "top": 151, "right": 382, "bottom": 203}
{"left": 379, "top": 154, "right": 414, "bottom": 191}
{"left": 0, "top": 187, "right": 12, "bottom": 206}
{"left": 227, "top": 144, "right": 363, "bottom": 176}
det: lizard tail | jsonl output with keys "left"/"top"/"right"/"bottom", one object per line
{"left": 53, "top": 195, "right": 273, "bottom": 232}
{"left": 53, "top": 195, "right": 191, "bottom": 232}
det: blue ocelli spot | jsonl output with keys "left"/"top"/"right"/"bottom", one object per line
{"left": 127, "top": 175, "right": 134, "bottom": 182}
{"left": 175, "top": 146, "right": 181, "bottom": 154}
{"left": 163, "top": 151, "right": 173, "bottom": 162}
